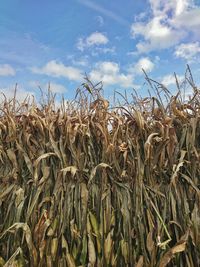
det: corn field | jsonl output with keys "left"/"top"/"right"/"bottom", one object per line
{"left": 0, "top": 72, "right": 200, "bottom": 266}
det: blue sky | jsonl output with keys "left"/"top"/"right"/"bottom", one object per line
{"left": 0, "top": 0, "right": 200, "bottom": 102}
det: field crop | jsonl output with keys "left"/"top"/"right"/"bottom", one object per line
{"left": 0, "top": 71, "right": 200, "bottom": 266}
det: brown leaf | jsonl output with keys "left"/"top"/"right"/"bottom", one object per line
{"left": 159, "top": 240, "right": 187, "bottom": 267}
{"left": 136, "top": 255, "right": 144, "bottom": 267}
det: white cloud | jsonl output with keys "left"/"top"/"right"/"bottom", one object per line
{"left": 95, "top": 46, "right": 116, "bottom": 54}
{"left": 29, "top": 81, "right": 67, "bottom": 94}
{"left": 72, "top": 57, "right": 89, "bottom": 67}
{"left": 149, "top": 0, "right": 191, "bottom": 16}
{"left": 171, "top": 6, "right": 200, "bottom": 28}
{"left": 89, "top": 61, "right": 134, "bottom": 88}
{"left": 91, "top": 46, "right": 116, "bottom": 56}
{"left": 47, "top": 83, "right": 67, "bottom": 93}
{"left": 161, "top": 74, "right": 184, "bottom": 86}
{"left": 131, "top": 15, "right": 184, "bottom": 53}
{"left": 131, "top": 0, "right": 200, "bottom": 53}
{"left": 31, "top": 60, "right": 83, "bottom": 81}
{"left": 67, "top": 54, "right": 89, "bottom": 67}
{"left": 129, "top": 57, "right": 155, "bottom": 75}
{"left": 72, "top": 59, "right": 88, "bottom": 66}
{"left": 0, "top": 86, "right": 34, "bottom": 103}
{"left": 77, "top": 32, "right": 108, "bottom": 51}
{"left": 0, "top": 64, "right": 16, "bottom": 76}
{"left": 87, "top": 32, "right": 108, "bottom": 46}
{"left": 89, "top": 58, "right": 154, "bottom": 89}
{"left": 174, "top": 42, "right": 200, "bottom": 61}
{"left": 134, "top": 12, "right": 147, "bottom": 22}
{"left": 98, "top": 62, "right": 119, "bottom": 74}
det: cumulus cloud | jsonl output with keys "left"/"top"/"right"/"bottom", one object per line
{"left": 174, "top": 42, "right": 200, "bottom": 61}
{"left": 77, "top": 32, "right": 108, "bottom": 51}
{"left": 89, "top": 61, "right": 134, "bottom": 88}
{"left": 0, "top": 64, "right": 16, "bottom": 76}
{"left": 128, "top": 57, "right": 155, "bottom": 75}
{"left": 31, "top": 60, "right": 83, "bottom": 81}
{"left": 131, "top": 17, "right": 184, "bottom": 53}
{"left": 131, "top": 0, "right": 200, "bottom": 53}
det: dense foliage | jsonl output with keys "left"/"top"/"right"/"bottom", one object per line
{"left": 0, "top": 72, "right": 200, "bottom": 266}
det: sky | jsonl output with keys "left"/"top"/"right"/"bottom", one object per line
{"left": 0, "top": 0, "right": 200, "bottom": 102}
